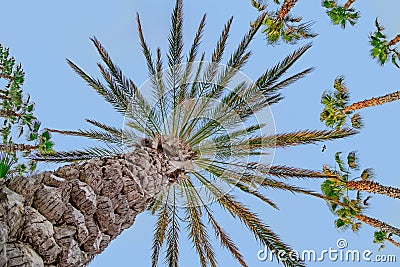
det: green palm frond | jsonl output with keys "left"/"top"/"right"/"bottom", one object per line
{"left": 182, "top": 179, "right": 217, "bottom": 267}
{"left": 193, "top": 171, "right": 305, "bottom": 267}
{"left": 187, "top": 178, "right": 248, "bottom": 267}
{"left": 152, "top": 196, "right": 169, "bottom": 267}
{"left": 322, "top": 1, "right": 360, "bottom": 29}
{"left": 165, "top": 188, "right": 180, "bottom": 267}
{"left": 320, "top": 76, "right": 362, "bottom": 130}
{"left": 257, "top": 165, "right": 334, "bottom": 179}
{"left": 258, "top": 128, "right": 356, "bottom": 148}
{"left": 204, "top": 205, "right": 248, "bottom": 267}
{"left": 369, "top": 18, "right": 400, "bottom": 68}
{"left": 32, "top": 146, "right": 120, "bottom": 162}
{"left": 178, "top": 14, "right": 207, "bottom": 104}
{"left": 258, "top": 12, "right": 316, "bottom": 45}
{"left": 47, "top": 128, "right": 123, "bottom": 146}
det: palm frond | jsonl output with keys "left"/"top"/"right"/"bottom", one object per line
{"left": 136, "top": 14, "right": 157, "bottom": 77}
{"left": 185, "top": 177, "right": 248, "bottom": 267}
{"left": 257, "top": 43, "right": 312, "bottom": 93}
{"left": 264, "top": 128, "right": 357, "bottom": 148}
{"left": 167, "top": 0, "right": 184, "bottom": 136}
{"left": 203, "top": 205, "right": 248, "bottom": 267}
{"left": 152, "top": 194, "right": 170, "bottom": 267}
{"left": 193, "top": 171, "right": 305, "bottom": 267}
{"left": 178, "top": 14, "right": 207, "bottom": 104}
{"left": 206, "top": 13, "right": 267, "bottom": 100}
{"left": 256, "top": 164, "right": 336, "bottom": 179}
{"left": 165, "top": 188, "right": 180, "bottom": 267}
{"left": 47, "top": 128, "right": 123, "bottom": 146}
{"left": 31, "top": 146, "right": 120, "bottom": 162}
{"left": 182, "top": 179, "right": 217, "bottom": 267}
{"left": 67, "top": 60, "right": 125, "bottom": 114}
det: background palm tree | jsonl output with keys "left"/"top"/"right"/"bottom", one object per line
{"left": 374, "top": 231, "right": 400, "bottom": 249}
{"left": 322, "top": 0, "right": 360, "bottom": 28}
{"left": 0, "top": 1, "right": 360, "bottom": 267}
{"left": 370, "top": 18, "right": 400, "bottom": 68}
{"left": 320, "top": 76, "right": 400, "bottom": 129}
{"left": 0, "top": 44, "right": 54, "bottom": 179}
{"left": 320, "top": 151, "right": 400, "bottom": 248}
{"left": 251, "top": 0, "right": 316, "bottom": 44}
{"left": 346, "top": 180, "right": 400, "bottom": 199}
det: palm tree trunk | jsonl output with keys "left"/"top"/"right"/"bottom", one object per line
{"left": 389, "top": 34, "right": 400, "bottom": 46}
{"left": 356, "top": 214, "right": 400, "bottom": 237}
{"left": 346, "top": 180, "right": 400, "bottom": 199}
{"left": 277, "top": 0, "right": 298, "bottom": 21}
{"left": 344, "top": 90, "right": 400, "bottom": 112}
{"left": 387, "top": 238, "right": 400, "bottom": 248}
{"left": 0, "top": 143, "right": 180, "bottom": 267}
{"left": 0, "top": 144, "right": 39, "bottom": 153}
{"left": 0, "top": 109, "right": 22, "bottom": 118}
{"left": 0, "top": 73, "right": 13, "bottom": 80}
{"left": 343, "top": 0, "right": 355, "bottom": 10}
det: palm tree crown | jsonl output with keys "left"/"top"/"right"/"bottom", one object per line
{"left": 251, "top": 0, "right": 316, "bottom": 45}
{"left": 322, "top": 0, "right": 360, "bottom": 28}
{"left": 321, "top": 76, "right": 400, "bottom": 130}
{"left": 321, "top": 151, "right": 400, "bottom": 248}
{"left": 370, "top": 18, "right": 400, "bottom": 68}
{"left": 41, "top": 1, "right": 357, "bottom": 266}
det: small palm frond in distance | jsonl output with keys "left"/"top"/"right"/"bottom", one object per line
{"left": 322, "top": 1, "right": 360, "bottom": 29}
{"left": 369, "top": 18, "right": 400, "bottom": 68}
{"left": 250, "top": 0, "right": 268, "bottom": 11}
{"left": 258, "top": 12, "right": 316, "bottom": 45}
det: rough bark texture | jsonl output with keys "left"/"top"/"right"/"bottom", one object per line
{"left": 344, "top": 91, "right": 400, "bottom": 112}
{"left": 277, "top": 0, "right": 298, "bottom": 21}
{"left": 0, "top": 136, "right": 194, "bottom": 267}
{"left": 387, "top": 238, "right": 400, "bottom": 248}
{"left": 356, "top": 214, "right": 400, "bottom": 238}
{"left": 346, "top": 180, "right": 400, "bottom": 199}
{"left": 343, "top": 0, "right": 355, "bottom": 10}
{"left": 388, "top": 34, "right": 400, "bottom": 46}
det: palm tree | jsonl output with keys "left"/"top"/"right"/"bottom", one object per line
{"left": 322, "top": 0, "right": 360, "bottom": 28}
{"left": 0, "top": 44, "right": 54, "bottom": 180}
{"left": 387, "top": 237, "right": 400, "bottom": 248}
{"left": 356, "top": 215, "right": 400, "bottom": 238}
{"left": 346, "top": 180, "right": 400, "bottom": 200}
{"left": 251, "top": 0, "right": 316, "bottom": 44}
{"left": 1, "top": 1, "right": 357, "bottom": 266}
{"left": 320, "top": 151, "right": 400, "bottom": 248}
{"left": 320, "top": 76, "right": 400, "bottom": 129}
{"left": 370, "top": 19, "right": 400, "bottom": 67}
{"left": 374, "top": 230, "right": 400, "bottom": 250}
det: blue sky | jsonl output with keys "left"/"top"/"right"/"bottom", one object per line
{"left": 1, "top": 0, "right": 399, "bottom": 266}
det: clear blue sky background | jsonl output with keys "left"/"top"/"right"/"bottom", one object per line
{"left": 1, "top": 0, "right": 399, "bottom": 266}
